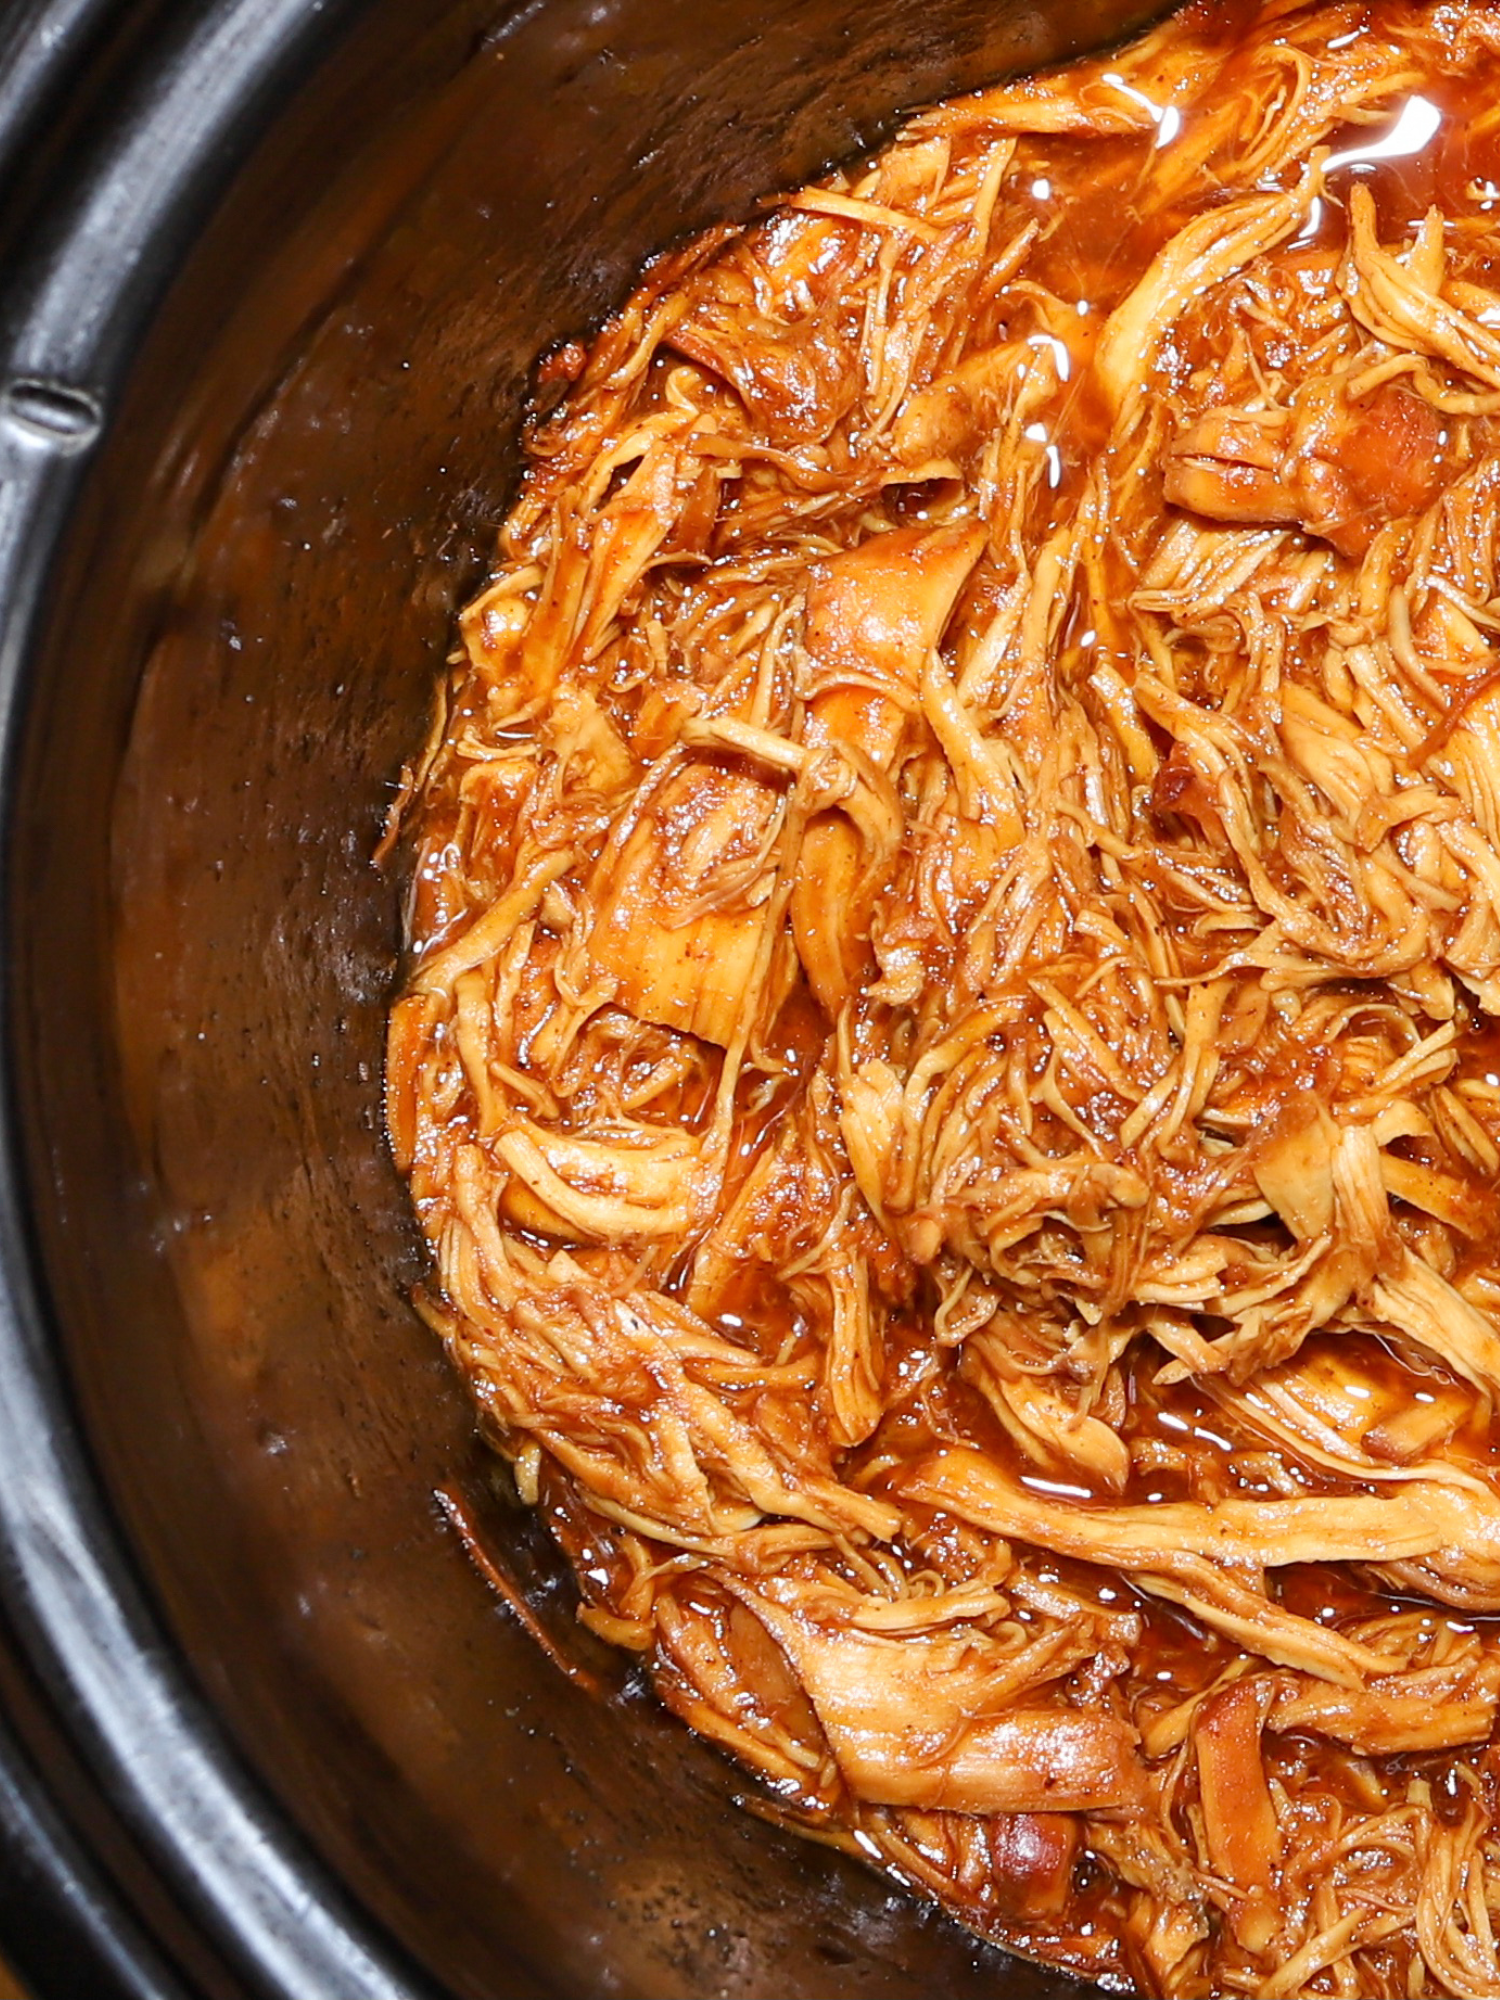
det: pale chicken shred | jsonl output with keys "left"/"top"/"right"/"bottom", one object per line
{"left": 388, "top": 1, "right": 1500, "bottom": 1991}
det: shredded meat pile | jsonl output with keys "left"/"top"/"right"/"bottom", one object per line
{"left": 387, "top": 1, "right": 1500, "bottom": 1989}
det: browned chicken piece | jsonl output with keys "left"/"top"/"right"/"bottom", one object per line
{"left": 1192, "top": 1681, "right": 1280, "bottom": 1953}
{"left": 790, "top": 520, "right": 984, "bottom": 1015}
{"left": 588, "top": 758, "right": 790, "bottom": 1047}
{"left": 677, "top": 1576, "right": 1148, "bottom": 1813}
{"left": 1164, "top": 376, "right": 1445, "bottom": 558}
{"left": 1265, "top": 1654, "right": 1500, "bottom": 1756}
{"left": 986, "top": 1814, "right": 1082, "bottom": 1920}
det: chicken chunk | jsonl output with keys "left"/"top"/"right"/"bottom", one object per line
{"left": 1164, "top": 376, "right": 1445, "bottom": 558}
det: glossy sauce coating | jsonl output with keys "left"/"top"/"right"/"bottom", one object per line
{"left": 390, "top": 3, "right": 1500, "bottom": 1991}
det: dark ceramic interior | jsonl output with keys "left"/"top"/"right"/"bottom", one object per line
{"left": 8, "top": 0, "right": 1168, "bottom": 1992}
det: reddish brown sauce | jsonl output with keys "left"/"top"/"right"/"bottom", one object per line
{"left": 389, "top": 3, "right": 1500, "bottom": 1993}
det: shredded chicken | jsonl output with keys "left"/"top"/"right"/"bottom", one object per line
{"left": 387, "top": 0, "right": 1500, "bottom": 1991}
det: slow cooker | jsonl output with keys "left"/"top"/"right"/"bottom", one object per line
{"left": 0, "top": 1, "right": 1163, "bottom": 1992}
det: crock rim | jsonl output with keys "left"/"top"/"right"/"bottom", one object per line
{"left": 0, "top": 2, "right": 452, "bottom": 1993}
